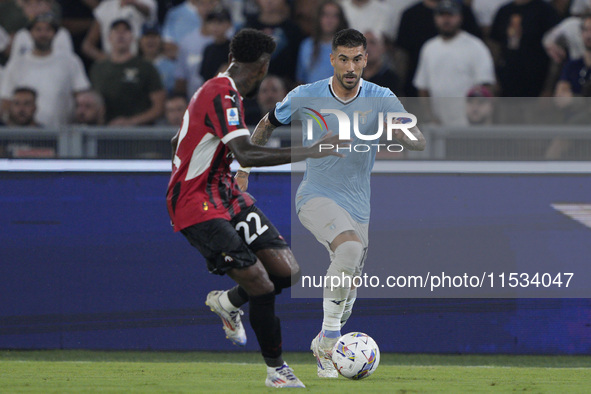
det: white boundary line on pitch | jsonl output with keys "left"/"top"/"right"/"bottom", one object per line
{"left": 1, "top": 159, "right": 590, "bottom": 174}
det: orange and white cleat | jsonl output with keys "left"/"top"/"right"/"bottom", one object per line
{"left": 205, "top": 290, "right": 247, "bottom": 346}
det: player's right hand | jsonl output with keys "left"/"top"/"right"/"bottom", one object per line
{"left": 235, "top": 170, "right": 249, "bottom": 191}
{"left": 308, "top": 132, "right": 349, "bottom": 158}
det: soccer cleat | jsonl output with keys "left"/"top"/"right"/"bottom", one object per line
{"left": 265, "top": 363, "right": 306, "bottom": 388}
{"left": 310, "top": 332, "right": 339, "bottom": 378}
{"left": 205, "top": 290, "right": 247, "bottom": 346}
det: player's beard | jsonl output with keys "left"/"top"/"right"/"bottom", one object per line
{"left": 33, "top": 39, "right": 52, "bottom": 52}
{"left": 337, "top": 72, "right": 360, "bottom": 90}
{"left": 439, "top": 26, "right": 459, "bottom": 39}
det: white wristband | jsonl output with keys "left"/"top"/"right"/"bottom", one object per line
{"left": 237, "top": 166, "right": 251, "bottom": 174}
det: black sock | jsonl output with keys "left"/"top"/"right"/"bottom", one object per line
{"left": 269, "top": 270, "right": 301, "bottom": 295}
{"left": 249, "top": 291, "right": 283, "bottom": 367}
{"left": 227, "top": 285, "right": 249, "bottom": 307}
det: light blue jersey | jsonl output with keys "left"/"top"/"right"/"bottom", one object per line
{"left": 274, "top": 77, "right": 407, "bottom": 223}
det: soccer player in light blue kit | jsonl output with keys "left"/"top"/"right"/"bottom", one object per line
{"left": 235, "top": 29, "right": 426, "bottom": 378}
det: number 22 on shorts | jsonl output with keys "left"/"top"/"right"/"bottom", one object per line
{"left": 235, "top": 212, "right": 269, "bottom": 245}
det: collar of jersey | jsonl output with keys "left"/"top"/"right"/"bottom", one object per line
{"left": 328, "top": 76, "right": 363, "bottom": 105}
{"left": 218, "top": 72, "right": 239, "bottom": 92}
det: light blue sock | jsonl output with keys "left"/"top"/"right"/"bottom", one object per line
{"left": 322, "top": 329, "right": 341, "bottom": 339}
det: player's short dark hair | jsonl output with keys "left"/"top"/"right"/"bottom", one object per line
{"left": 332, "top": 28, "right": 367, "bottom": 51}
{"left": 230, "top": 28, "right": 276, "bottom": 63}
{"left": 13, "top": 87, "right": 37, "bottom": 98}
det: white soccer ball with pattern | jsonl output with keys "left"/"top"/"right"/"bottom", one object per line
{"left": 331, "top": 332, "right": 380, "bottom": 379}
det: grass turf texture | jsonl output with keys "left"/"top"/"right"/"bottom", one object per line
{"left": 1, "top": 351, "right": 590, "bottom": 393}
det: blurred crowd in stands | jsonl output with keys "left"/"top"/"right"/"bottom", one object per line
{"left": 0, "top": 0, "right": 589, "bottom": 131}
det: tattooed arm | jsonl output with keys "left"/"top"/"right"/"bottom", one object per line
{"left": 392, "top": 126, "right": 426, "bottom": 151}
{"left": 235, "top": 113, "right": 279, "bottom": 191}
{"left": 251, "top": 113, "right": 278, "bottom": 146}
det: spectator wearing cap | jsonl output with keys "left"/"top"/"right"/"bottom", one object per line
{"left": 489, "top": 0, "right": 560, "bottom": 97}
{"left": 466, "top": 85, "right": 496, "bottom": 125}
{"left": 139, "top": 22, "right": 176, "bottom": 95}
{"left": 90, "top": 19, "right": 165, "bottom": 125}
{"left": 0, "top": 13, "right": 90, "bottom": 127}
{"left": 74, "top": 89, "right": 106, "bottom": 125}
{"left": 82, "top": 0, "right": 157, "bottom": 62}
{"left": 161, "top": 0, "right": 220, "bottom": 60}
{"left": 414, "top": 0, "right": 495, "bottom": 125}
{"left": 397, "top": 0, "right": 482, "bottom": 97}
{"left": 363, "top": 30, "right": 402, "bottom": 96}
{"left": 199, "top": 7, "right": 232, "bottom": 82}
{"left": 554, "top": 15, "right": 591, "bottom": 104}
{"left": 10, "top": 0, "right": 74, "bottom": 60}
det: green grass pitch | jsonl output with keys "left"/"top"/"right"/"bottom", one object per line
{"left": 1, "top": 351, "right": 590, "bottom": 393}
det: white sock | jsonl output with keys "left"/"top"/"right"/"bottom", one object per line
{"left": 322, "top": 296, "right": 349, "bottom": 331}
{"left": 219, "top": 290, "right": 238, "bottom": 311}
{"left": 340, "top": 288, "right": 357, "bottom": 328}
{"left": 322, "top": 241, "right": 364, "bottom": 332}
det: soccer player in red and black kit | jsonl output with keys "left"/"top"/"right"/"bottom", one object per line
{"left": 166, "top": 29, "right": 342, "bottom": 388}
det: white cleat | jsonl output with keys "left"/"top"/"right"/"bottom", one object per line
{"left": 310, "top": 332, "right": 338, "bottom": 378}
{"left": 265, "top": 363, "right": 306, "bottom": 388}
{"left": 205, "top": 290, "right": 247, "bottom": 346}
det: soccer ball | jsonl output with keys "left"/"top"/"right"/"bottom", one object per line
{"left": 331, "top": 332, "right": 380, "bottom": 380}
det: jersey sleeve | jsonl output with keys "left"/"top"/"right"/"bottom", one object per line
{"left": 207, "top": 87, "right": 250, "bottom": 144}
{"left": 273, "top": 85, "right": 302, "bottom": 126}
{"left": 381, "top": 88, "right": 407, "bottom": 114}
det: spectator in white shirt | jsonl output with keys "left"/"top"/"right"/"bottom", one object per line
{"left": 543, "top": 2, "right": 591, "bottom": 64}
{"left": 10, "top": 0, "right": 74, "bottom": 59}
{"left": 340, "top": 0, "right": 391, "bottom": 40}
{"left": 82, "top": 0, "right": 157, "bottom": 61}
{"left": 0, "top": 13, "right": 90, "bottom": 127}
{"left": 414, "top": 0, "right": 495, "bottom": 125}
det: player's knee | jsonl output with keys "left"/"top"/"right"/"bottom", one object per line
{"left": 239, "top": 270, "right": 275, "bottom": 296}
{"left": 327, "top": 241, "right": 364, "bottom": 278}
{"left": 269, "top": 270, "right": 301, "bottom": 295}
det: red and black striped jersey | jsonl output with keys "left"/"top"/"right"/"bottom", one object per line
{"left": 166, "top": 75, "right": 255, "bottom": 232}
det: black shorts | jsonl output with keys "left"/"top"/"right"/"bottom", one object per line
{"left": 180, "top": 205, "right": 288, "bottom": 275}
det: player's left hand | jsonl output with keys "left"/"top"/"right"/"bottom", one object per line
{"left": 235, "top": 170, "right": 249, "bottom": 191}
